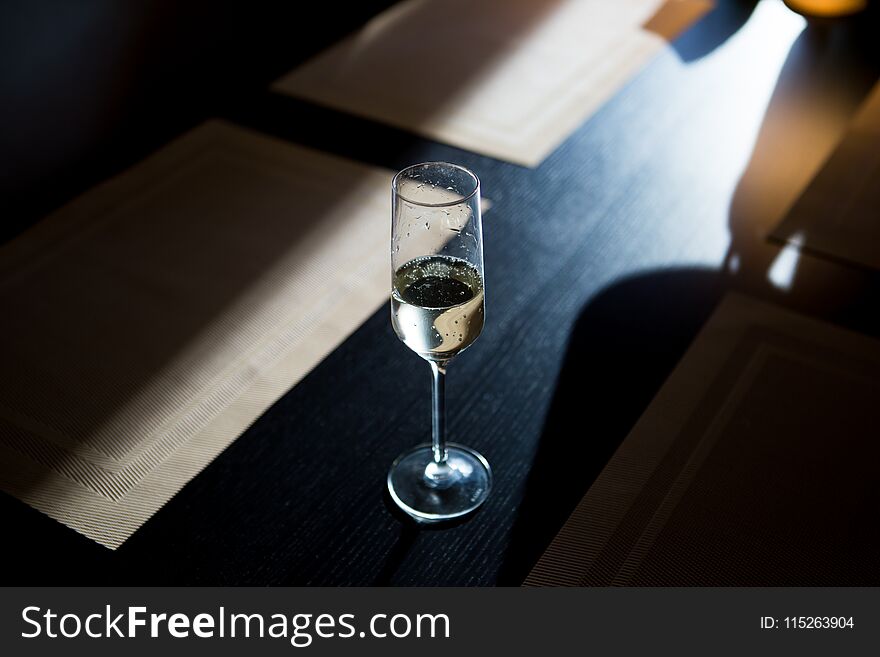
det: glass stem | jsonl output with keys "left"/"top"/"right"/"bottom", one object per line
{"left": 425, "top": 360, "right": 455, "bottom": 487}
{"left": 430, "top": 361, "right": 448, "bottom": 464}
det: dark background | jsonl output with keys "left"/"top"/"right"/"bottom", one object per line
{"left": 1, "top": 0, "right": 879, "bottom": 584}
{"left": 0, "top": 0, "right": 398, "bottom": 243}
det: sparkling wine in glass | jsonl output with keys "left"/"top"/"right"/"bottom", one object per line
{"left": 388, "top": 162, "right": 491, "bottom": 522}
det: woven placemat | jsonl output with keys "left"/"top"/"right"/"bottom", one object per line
{"left": 526, "top": 294, "right": 880, "bottom": 586}
{"left": 0, "top": 121, "right": 398, "bottom": 549}
{"left": 274, "top": 0, "right": 713, "bottom": 166}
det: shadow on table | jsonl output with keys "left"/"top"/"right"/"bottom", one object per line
{"left": 666, "top": 0, "right": 758, "bottom": 62}
{"left": 498, "top": 3, "right": 880, "bottom": 586}
{"left": 372, "top": 485, "right": 488, "bottom": 585}
{"left": 496, "top": 266, "right": 726, "bottom": 584}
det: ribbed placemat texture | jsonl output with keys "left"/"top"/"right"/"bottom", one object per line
{"left": 0, "top": 121, "right": 396, "bottom": 548}
{"left": 526, "top": 294, "right": 880, "bottom": 586}
{"left": 274, "top": 0, "right": 713, "bottom": 166}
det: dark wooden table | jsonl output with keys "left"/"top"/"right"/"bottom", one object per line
{"left": 2, "top": 0, "right": 879, "bottom": 585}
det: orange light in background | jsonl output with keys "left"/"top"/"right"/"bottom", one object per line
{"left": 783, "top": 0, "right": 868, "bottom": 17}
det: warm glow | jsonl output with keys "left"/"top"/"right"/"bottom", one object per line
{"left": 783, "top": 0, "right": 868, "bottom": 17}
{"left": 768, "top": 231, "right": 805, "bottom": 291}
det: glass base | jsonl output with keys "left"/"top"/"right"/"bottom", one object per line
{"left": 387, "top": 443, "right": 492, "bottom": 522}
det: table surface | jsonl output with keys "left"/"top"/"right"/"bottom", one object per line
{"left": 3, "top": 0, "right": 879, "bottom": 585}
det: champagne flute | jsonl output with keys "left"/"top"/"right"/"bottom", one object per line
{"left": 388, "top": 162, "right": 492, "bottom": 522}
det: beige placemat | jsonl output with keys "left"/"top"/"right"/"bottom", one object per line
{"left": 526, "top": 294, "right": 880, "bottom": 586}
{"left": 273, "top": 0, "right": 713, "bottom": 166}
{"left": 769, "top": 81, "right": 880, "bottom": 270}
{"left": 0, "top": 121, "right": 399, "bottom": 549}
